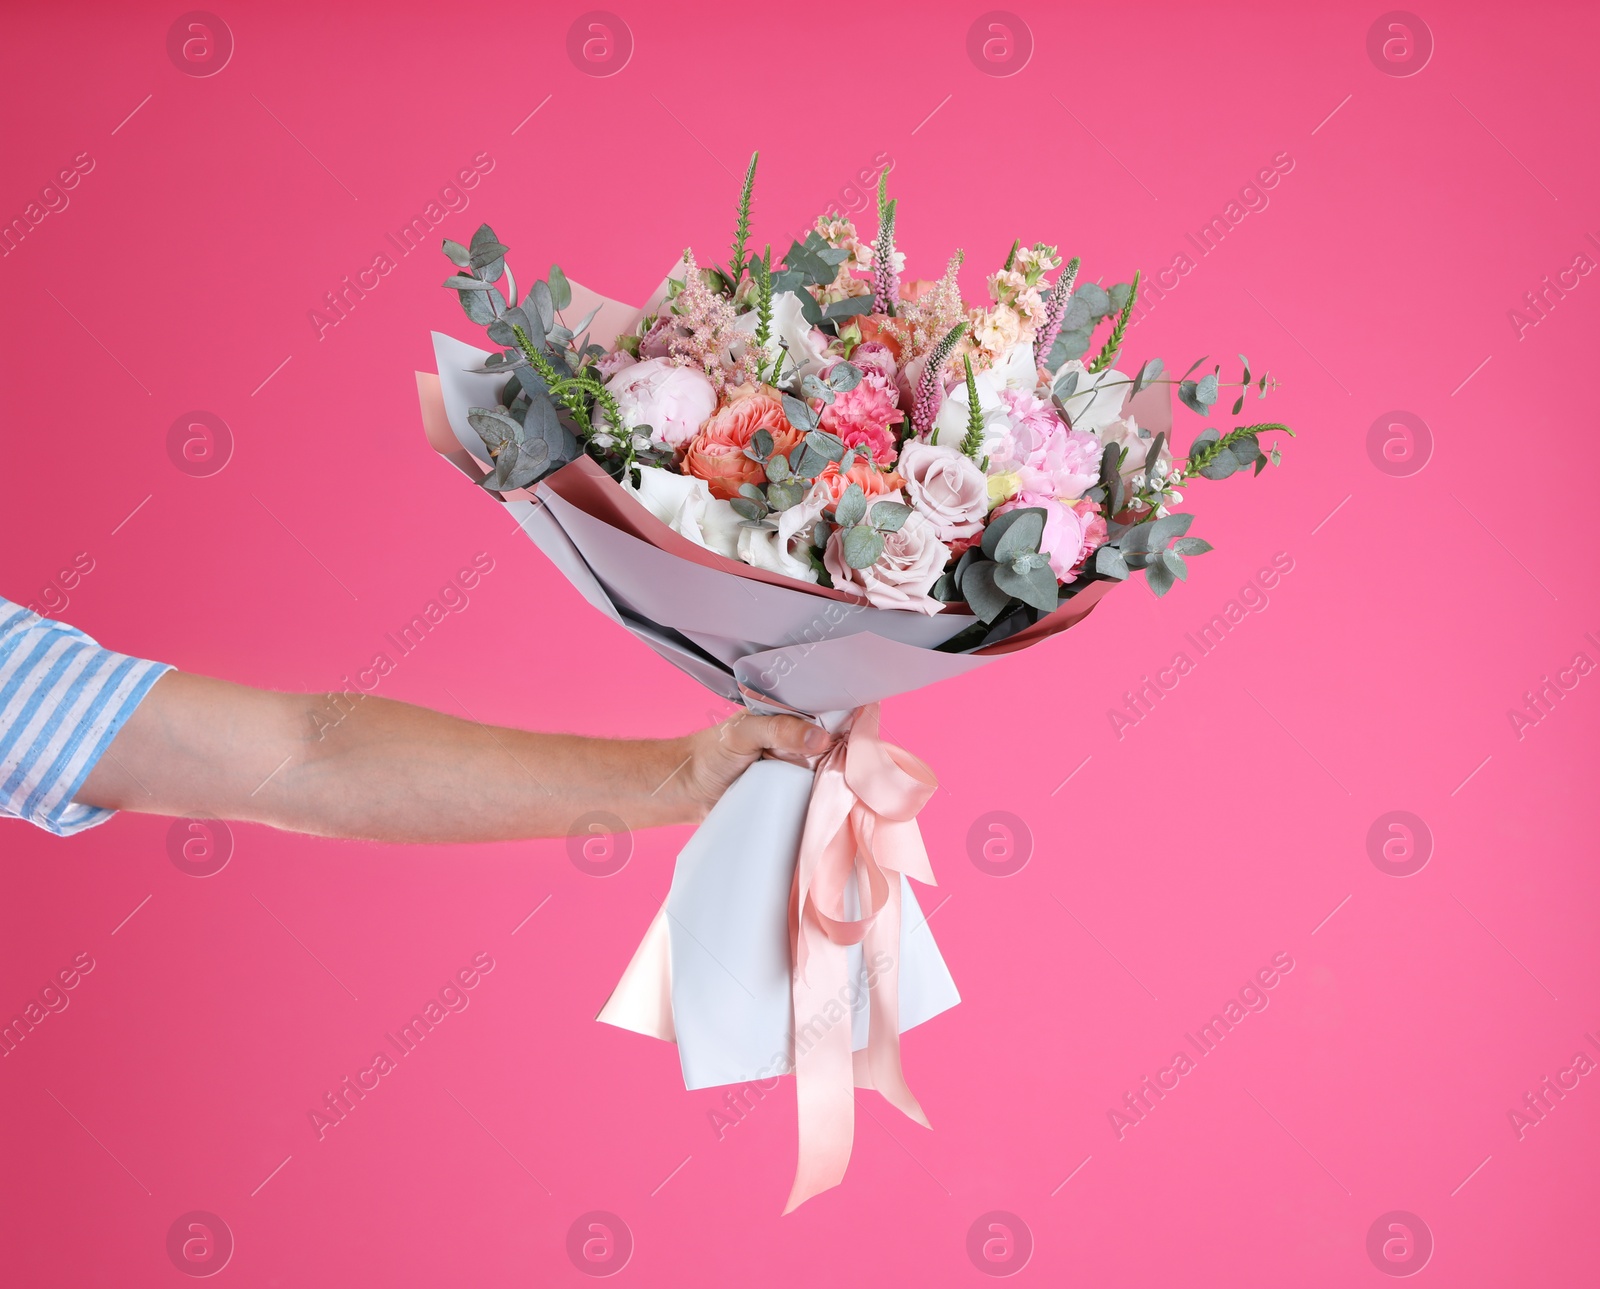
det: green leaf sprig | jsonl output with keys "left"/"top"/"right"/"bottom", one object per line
{"left": 729, "top": 151, "right": 758, "bottom": 286}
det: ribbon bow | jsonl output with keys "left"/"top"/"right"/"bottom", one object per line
{"left": 782, "top": 703, "right": 939, "bottom": 1213}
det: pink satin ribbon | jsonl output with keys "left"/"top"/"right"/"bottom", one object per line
{"left": 780, "top": 703, "right": 939, "bottom": 1213}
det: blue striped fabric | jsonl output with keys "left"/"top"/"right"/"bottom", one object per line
{"left": 0, "top": 597, "right": 171, "bottom": 836}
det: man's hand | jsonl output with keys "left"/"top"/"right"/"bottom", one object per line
{"left": 672, "top": 713, "right": 832, "bottom": 822}
{"left": 77, "top": 670, "right": 832, "bottom": 843}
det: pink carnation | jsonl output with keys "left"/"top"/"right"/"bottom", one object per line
{"left": 819, "top": 369, "right": 905, "bottom": 463}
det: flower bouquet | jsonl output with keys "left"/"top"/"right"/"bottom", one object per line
{"left": 415, "top": 154, "right": 1290, "bottom": 1211}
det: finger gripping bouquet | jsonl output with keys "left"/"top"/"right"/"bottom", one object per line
{"left": 416, "top": 154, "right": 1291, "bottom": 1211}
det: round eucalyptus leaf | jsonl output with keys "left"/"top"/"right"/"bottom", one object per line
{"left": 841, "top": 524, "right": 884, "bottom": 569}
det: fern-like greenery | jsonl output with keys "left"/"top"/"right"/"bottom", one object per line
{"left": 752, "top": 246, "right": 774, "bottom": 358}
{"left": 1088, "top": 270, "right": 1139, "bottom": 373}
{"left": 729, "top": 151, "right": 758, "bottom": 285}
{"left": 960, "top": 355, "right": 985, "bottom": 459}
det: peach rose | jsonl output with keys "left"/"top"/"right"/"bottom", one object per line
{"left": 681, "top": 386, "right": 804, "bottom": 500}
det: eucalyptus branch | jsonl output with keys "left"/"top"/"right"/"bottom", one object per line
{"left": 1182, "top": 423, "right": 1293, "bottom": 477}
{"left": 510, "top": 322, "right": 618, "bottom": 442}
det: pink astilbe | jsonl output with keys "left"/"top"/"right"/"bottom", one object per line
{"left": 1032, "top": 256, "right": 1080, "bottom": 369}
{"left": 667, "top": 249, "right": 748, "bottom": 389}
{"left": 891, "top": 250, "right": 966, "bottom": 379}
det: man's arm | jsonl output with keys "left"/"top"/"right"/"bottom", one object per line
{"left": 76, "top": 671, "right": 827, "bottom": 843}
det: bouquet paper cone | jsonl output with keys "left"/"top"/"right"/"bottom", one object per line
{"left": 417, "top": 269, "right": 1137, "bottom": 1209}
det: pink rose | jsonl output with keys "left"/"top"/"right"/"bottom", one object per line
{"left": 594, "top": 350, "right": 637, "bottom": 380}
{"left": 993, "top": 491, "right": 1089, "bottom": 582}
{"left": 897, "top": 440, "right": 988, "bottom": 541}
{"left": 601, "top": 357, "right": 717, "bottom": 448}
{"left": 995, "top": 390, "right": 1102, "bottom": 500}
{"left": 824, "top": 509, "right": 952, "bottom": 615}
{"left": 819, "top": 366, "right": 905, "bottom": 463}
{"left": 638, "top": 316, "right": 677, "bottom": 360}
{"left": 850, "top": 341, "right": 898, "bottom": 384}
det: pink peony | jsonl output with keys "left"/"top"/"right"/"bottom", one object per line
{"left": 995, "top": 389, "right": 1102, "bottom": 500}
{"left": 1068, "top": 498, "right": 1107, "bottom": 581}
{"left": 992, "top": 491, "right": 1090, "bottom": 582}
{"left": 819, "top": 368, "right": 905, "bottom": 463}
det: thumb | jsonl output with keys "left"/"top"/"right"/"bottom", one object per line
{"left": 720, "top": 713, "right": 832, "bottom": 758}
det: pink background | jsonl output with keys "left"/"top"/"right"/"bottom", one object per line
{"left": 3, "top": 1, "right": 1597, "bottom": 1283}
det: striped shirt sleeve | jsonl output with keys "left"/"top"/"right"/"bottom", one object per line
{"left": 0, "top": 597, "right": 172, "bottom": 837}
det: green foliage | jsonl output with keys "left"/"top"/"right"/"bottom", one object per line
{"left": 749, "top": 247, "right": 774, "bottom": 372}
{"left": 729, "top": 151, "right": 759, "bottom": 285}
{"left": 1178, "top": 369, "right": 1220, "bottom": 416}
{"left": 1088, "top": 270, "right": 1139, "bottom": 374}
{"left": 441, "top": 223, "right": 631, "bottom": 486}
{"left": 1183, "top": 423, "right": 1293, "bottom": 480}
{"left": 960, "top": 355, "right": 985, "bottom": 459}
{"left": 774, "top": 231, "right": 849, "bottom": 295}
{"left": 945, "top": 506, "right": 1055, "bottom": 623}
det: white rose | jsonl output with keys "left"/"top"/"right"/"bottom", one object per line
{"left": 737, "top": 526, "right": 819, "bottom": 583}
{"left": 599, "top": 357, "right": 716, "bottom": 449}
{"left": 897, "top": 441, "right": 988, "bottom": 541}
{"left": 823, "top": 509, "right": 951, "bottom": 615}
{"left": 625, "top": 466, "right": 740, "bottom": 559}
{"left": 928, "top": 367, "right": 1012, "bottom": 457}
{"left": 1054, "top": 360, "right": 1129, "bottom": 435}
